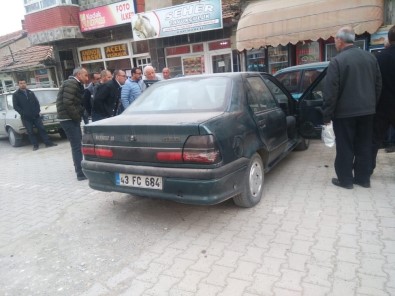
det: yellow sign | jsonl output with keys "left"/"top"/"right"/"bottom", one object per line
{"left": 80, "top": 48, "right": 102, "bottom": 62}
{"left": 104, "top": 44, "right": 129, "bottom": 58}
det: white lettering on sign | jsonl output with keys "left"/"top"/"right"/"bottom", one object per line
{"left": 165, "top": 4, "right": 214, "bottom": 20}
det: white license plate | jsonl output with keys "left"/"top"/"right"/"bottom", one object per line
{"left": 42, "top": 114, "right": 56, "bottom": 121}
{"left": 115, "top": 173, "right": 163, "bottom": 190}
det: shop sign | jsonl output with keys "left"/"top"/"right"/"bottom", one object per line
{"left": 80, "top": 48, "right": 102, "bottom": 62}
{"left": 104, "top": 44, "right": 129, "bottom": 58}
{"left": 131, "top": 0, "right": 222, "bottom": 41}
{"left": 79, "top": 0, "right": 135, "bottom": 32}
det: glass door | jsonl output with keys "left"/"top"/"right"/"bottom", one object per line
{"left": 210, "top": 53, "right": 232, "bottom": 73}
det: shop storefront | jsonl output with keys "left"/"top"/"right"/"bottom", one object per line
{"left": 164, "top": 39, "right": 233, "bottom": 76}
{"left": 78, "top": 39, "right": 151, "bottom": 75}
{"left": 238, "top": 0, "right": 384, "bottom": 73}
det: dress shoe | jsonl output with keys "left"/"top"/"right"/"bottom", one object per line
{"left": 353, "top": 180, "right": 370, "bottom": 188}
{"left": 45, "top": 142, "right": 58, "bottom": 148}
{"left": 33, "top": 145, "right": 39, "bottom": 151}
{"left": 77, "top": 172, "right": 87, "bottom": 181}
{"left": 331, "top": 178, "right": 353, "bottom": 189}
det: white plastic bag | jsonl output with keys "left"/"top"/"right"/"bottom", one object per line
{"left": 322, "top": 122, "right": 335, "bottom": 148}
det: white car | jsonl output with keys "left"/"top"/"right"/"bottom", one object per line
{"left": 0, "top": 88, "right": 65, "bottom": 147}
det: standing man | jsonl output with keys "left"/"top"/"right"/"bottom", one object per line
{"left": 323, "top": 26, "right": 382, "bottom": 189}
{"left": 82, "top": 72, "right": 100, "bottom": 124}
{"left": 120, "top": 67, "right": 144, "bottom": 112}
{"left": 92, "top": 69, "right": 113, "bottom": 101}
{"left": 162, "top": 67, "right": 171, "bottom": 80}
{"left": 92, "top": 69, "right": 127, "bottom": 121}
{"left": 56, "top": 67, "right": 89, "bottom": 181}
{"left": 372, "top": 25, "right": 395, "bottom": 170}
{"left": 12, "top": 80, "right": 57, "bottom": 150}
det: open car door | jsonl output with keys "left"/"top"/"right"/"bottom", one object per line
{"left": 297, "top": 67, "right": 327, "bottom": 138}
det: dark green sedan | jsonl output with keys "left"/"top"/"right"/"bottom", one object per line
{"left": 82, "top": 72, "right": 323, "bottom": 207}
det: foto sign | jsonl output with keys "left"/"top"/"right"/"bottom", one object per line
{"left": 79, "top": 0, "right": 135, "bottom": 32}
{"left": 131, "top": 0, "right": 223, "bottom": 41}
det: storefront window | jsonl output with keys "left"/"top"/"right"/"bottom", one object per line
{"left": 208, "top": 40, "right": 231, "bottom": 51}
{"left": 106, "top": 59, "right": 132, "bottom": 72}
{"left": 183, "top": 56, "right": 204, "bottom": 76}
{"left": 247, "top": 49, "right": 266, "bottom": 72}
{"left": 192, "top": 44, "right": 204, "bottom": 53}
{"left": 166, "top": 57, "right": 182, "bottom": 77}
{"left": 132, "top": 40, "right": 149, "bottom": 55}
{"left": 325, "top": 40, "right": 365, "bottom": 60}
{"left": 268, "top": 45, "right": 289, "bottom": 74}
{"left": 296, "top": 41, "right": 321, "bottom": 65}
{"left": 83, "top": 62, "right": 105, "bottom": 74}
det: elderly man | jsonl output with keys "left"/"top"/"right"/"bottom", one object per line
{"left": 56, "top": 67, "right": 89, "bottom": 180}
{"left": 92, "top": 69, "right": 127, "bottom": 121}
{"left": 372, "top": 25, "right": 395, "bottom": 169}
{"left": 162, "top": 67, "right": 171, "bottom": 80}
{"left": 142, "top": 65, "right": 161, "bottom": 89}
{"left": 323, "top": 26, "right": 382, "bottom": 189}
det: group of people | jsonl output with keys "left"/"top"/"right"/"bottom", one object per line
{"left": 56, "top": 65, "right": 171, "bottom": 181}
{"left": 13, "top": 26, "right": 394, "bottom": 186}
{"left": 12, "top": 65, "right": 171, "bottom": 181}
{"left": 323, "top": 25, "right": 395, "bottom": 189}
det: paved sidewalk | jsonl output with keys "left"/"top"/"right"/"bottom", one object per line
{"left": 0, "top": 138, "right": 394, "bottom": 295}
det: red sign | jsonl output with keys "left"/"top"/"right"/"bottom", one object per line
{"left": 79, "top": 0, "right": 135, "bottom": 32}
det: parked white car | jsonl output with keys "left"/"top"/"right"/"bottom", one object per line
{"left": 0, "top": 88, "right": 65, "bottom": 147}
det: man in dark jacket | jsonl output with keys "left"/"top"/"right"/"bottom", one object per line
{"left": 91, "top": 69, "right": 127, "bottom": 121}
{"left": 56, "top": 67, "right": 89, "bottom": 181}
{"left": 82, "top": 72, "right": 100, "bottom": 124}
{"left": 12, "top": 80, "right": 57, "bottom": 150}
{"left": 323, "top": 26, "right": 382, "bottom": 189}
{"left": 372, "top": 25, "right": 395, "bottom": 171}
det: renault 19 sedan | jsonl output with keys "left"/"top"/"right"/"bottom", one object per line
{"left": 81, "top": 72, "right": 323, "bottom": 207}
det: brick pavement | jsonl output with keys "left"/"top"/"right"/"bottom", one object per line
{"left": 0, "top": 137, "right": 394, "bottom": 296}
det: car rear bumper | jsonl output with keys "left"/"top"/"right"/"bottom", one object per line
{"left": 82, "top": 158, "right": 249, "bottom": 205}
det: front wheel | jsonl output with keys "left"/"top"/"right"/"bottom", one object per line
{"left": 8, "top": 128, "right": 23, "bottom": 147}
{"left": 233, "top": 153, "right": 264, "bottom": 208}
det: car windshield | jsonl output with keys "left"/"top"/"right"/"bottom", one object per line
{"left": 125, "top": 77, "right": 230, "bottom": 113}
{"left": 33, "top": 89, "right": 58, "bottom": 105}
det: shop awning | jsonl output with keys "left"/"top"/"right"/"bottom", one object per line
{"left": 236, "top": 0, "right": 384, "bottom": 51}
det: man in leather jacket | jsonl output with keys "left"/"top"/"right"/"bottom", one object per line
{"left": 12, "top": 80, "right": 57, "bottom": 151}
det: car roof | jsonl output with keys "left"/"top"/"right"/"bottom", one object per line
{"left": 1, "top": 87, "right": 58, "bottom": 95}
{"left": 274, "top": 61, "right": 330, "bottom": 75}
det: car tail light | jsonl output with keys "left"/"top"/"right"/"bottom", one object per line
{"left": 82, "top": 146, "right": 95, "bottom": 156}
{"left": 82, "top": 146, "right": 114, "bottom": 158}
{"left": 182, "top": 135, "right": 221, "bottom": 164}
{"left": 156, "top": 152, "right": 183, "bottom": 162}
{"left": 95, "top": 147, "right": 114, "bottom": 158}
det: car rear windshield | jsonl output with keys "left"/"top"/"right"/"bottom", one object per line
{"left": 125, "top": 77, "right": 230, "bottom": 113}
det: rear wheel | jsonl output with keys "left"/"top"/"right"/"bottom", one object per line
{"left": 8, "top": 128, "right": 23, "bottom": 147}
{"left": 295, "top": 137, "right": 310, "bottom": 151}
{"left": 233, "top": 153, "right": 264, "bottom": 208}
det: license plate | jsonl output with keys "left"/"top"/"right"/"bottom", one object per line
{"left": 115, "top": 173, "right": 163, "bottom": 190}
{"left": 42, "top": 114, "right": 56, "bottom": 121}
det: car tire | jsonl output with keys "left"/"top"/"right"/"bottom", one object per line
{"left": 8, "top": 128, "right": 23, "bottom": 147}
{"left": 233, "top": 153, "right": 264, "bottom": 208}
{"left": 59, "top": 129, "right": 67, "bottom": 139}
{"left": 295, "top": 137, "right": 310, "bottom": 151}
